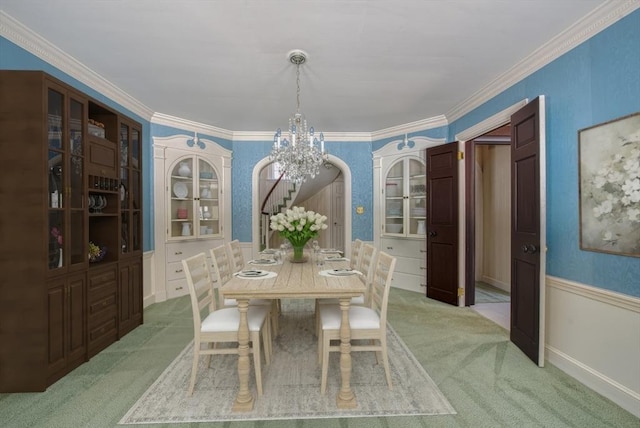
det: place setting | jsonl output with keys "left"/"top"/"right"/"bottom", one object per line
{"left": 233, "top": 269, "right": 277, "bottom": 279}
{"left": 319, "top": 268, "right": 361, "bottom": 277}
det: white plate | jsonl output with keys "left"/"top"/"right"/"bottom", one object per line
{"left": 238, "top": 270, "right": 268, "bottom": 278}
{"left": 328, "top": 269, "right": 357, "bottom": 276}
{"left": 249, "top": 259, "right": 276, "bottom": 265}
{"left": 173, "top": 182, "right": 188, "bottom": 198}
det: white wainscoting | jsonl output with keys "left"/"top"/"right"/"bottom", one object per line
{"left": 143, "top": 251, "right": 156, "bottom": 308}
{"left": 545, "top": 275, "right": 640, "bottom": 417}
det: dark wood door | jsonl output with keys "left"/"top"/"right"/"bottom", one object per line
{"left": 510, "top": 97, "right": 545, "bottom": 365}
{"left": 426, "top": 142, "right": 459, "bottom": 305}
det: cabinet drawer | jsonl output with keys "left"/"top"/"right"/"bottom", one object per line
{"left": 166, "top": 240, "right": 222, "bottom": 263}
{"left": 166, "top": 279, "right": 189, "bottom": 300}
{"left": 87, "top": 316, "right": 117, "bottom": 357}
{"left": 390, "top": 271, "right": 426, "bottom": 293}
{"left": 380, "top": 237, "right": 425, "bottom": 259}
{"left": 395, "top": 257, "right": 425, "bottom": 276}
{"left": 88, "top": 292, "right": 117, "bottom": 319}
{"left": 88, "top": 266, "right": 118, "bottom": 295}
{"left": 166, "top": 261, "right": 187, "bottom": 281}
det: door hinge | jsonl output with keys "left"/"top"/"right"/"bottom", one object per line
{"left": 457, "top": 151, "right": 464, "bottom": 161}
{"left": 457, "top": 287, "right": 464, "bottom": 297}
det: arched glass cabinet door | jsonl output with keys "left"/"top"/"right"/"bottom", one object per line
{"left": 168, "top": 156, "right": 220, "bottom": 240}
{"left": 384, "top": 159, "right": 405, "bottom": 235}
{"left": 196, "top": 157, "right": 220, "bottom": 237}
{"left": 383, "top": 156, "right": 426, "bottom": 236}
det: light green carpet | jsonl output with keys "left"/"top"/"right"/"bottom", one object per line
{"left": 1, "top": 288, "right": 638, "bottom": 427}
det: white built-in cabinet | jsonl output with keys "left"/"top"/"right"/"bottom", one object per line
{"left": 153, "top": 134, "right": 232, "bottom": 301}
{"left": 373, "top": 136, "right": 445, "bottom": 293}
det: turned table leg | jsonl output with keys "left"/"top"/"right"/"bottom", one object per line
{"left": 232, "top": 298, "right": 254, "bottom": 411}
{"left": 336, "top": 297, "right": 357, "bottom": 408}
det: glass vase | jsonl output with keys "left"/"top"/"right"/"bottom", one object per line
{"left": 290, "top": 242, "right": 308, "bottom": 263}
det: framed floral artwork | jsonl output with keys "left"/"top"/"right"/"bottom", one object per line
{"left": 579, "top": 112, "right": 640, "bottom": 257}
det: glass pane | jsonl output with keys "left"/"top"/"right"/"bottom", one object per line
{"left": 121, "top": 212, "right": 129, "bottom": 254}
{"left": 120, "top": 169, "right": 129, "bottom": 209}
{"left": 385, "top": 160, "right": 404, "bottom": 234}
{"left": 69, "top": 98, "right": 83, "bottom": 155}
{"left": 120, "top": 123, "right": 129, "bottom": 167}
{"left": 48, "top": 211, "right": 64, "bottom": 269}
{"left": 70, "top": 156, "right": 83, "bottom": 208}
{"left": 132, "top": 211, "right": 141, "bottom": 251}
{"left": 408, "top": 159, "right": 426, "bottom": 235}
{"left": 132, "top": 170, "right": 140, "bottom": 209}
{"left": 131, "top": 129, "right": 140, "bottom": 170}
{"left": 48, "top": 89, "right": 63, "bottom": 150}
{"left": 70, "top": 211, "right": 85, "bottom": 264}
{"left": 48, "top": 151, "right": 63, "bottom": 209}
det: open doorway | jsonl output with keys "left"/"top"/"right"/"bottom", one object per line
{"left": 467, "top": 125, "right": 512, "bottom": 330}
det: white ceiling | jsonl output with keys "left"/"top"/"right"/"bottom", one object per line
{"left": 1, "top": 1, "right": 611, "bottom": 133}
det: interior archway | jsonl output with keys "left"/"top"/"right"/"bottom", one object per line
{"left": 251, "top": 154, "right": 352, "bottom": 258}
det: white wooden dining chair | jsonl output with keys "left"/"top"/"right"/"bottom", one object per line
{"left": 181, "top": 252, "right": 271, "bottom": 396}
{"left": 314, "top": 242, "right": 377, "bottom": 334}
{"left": 228, "top": 239, "right": 245, "bottom": 273}
{"left": 317, "top": 251, "right": 396, "bottom": 394}
{"left": 210, "top": 244, "right": 279, "bottom": 336}
{"left": 349, "top": 238, "right": 364, "bottom": 271}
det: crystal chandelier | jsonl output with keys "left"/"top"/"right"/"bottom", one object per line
{"left": 270, "top": 50, "right": 328, "bottom": 183}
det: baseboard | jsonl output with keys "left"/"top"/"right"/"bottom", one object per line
{"left": 546, "top": 344, "right": 640, "bottom": 417}
{"left": 480, "top": 275, "right": 510, "bottom": 293}
{"left": 545, "top": 275, "right": 640, "bottom": 417}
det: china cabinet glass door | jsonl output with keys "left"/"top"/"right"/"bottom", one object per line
{"left": 68, "top": 96, "right": 86, "bottom": 266}
{"left": 120, "top": 123, "right": 142, "bottom": 254}
{"left": 169, "top": 156, "right": 220, "bottom": 239}
{"left": 47, "top": 87, "right": 87, "bottom": 270}
{"left": 383, "top": 157, "right": 426, "bottom": 236}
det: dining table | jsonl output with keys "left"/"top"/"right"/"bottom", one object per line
{"left": 221, "top": 251, "right": 365, "bottom": 412}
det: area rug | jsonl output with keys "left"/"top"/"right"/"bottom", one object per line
{"left": 119, "top": 299, "right": 455, "bottom": 424}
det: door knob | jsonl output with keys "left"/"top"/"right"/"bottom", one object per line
{"left": 521, "top": 244, "right": 538, "bottom": 254}
{"left": 428, "top": 231, "right": 437, "bottom": 237}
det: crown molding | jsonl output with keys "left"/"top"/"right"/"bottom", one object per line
{"left": 232, "top": 130, "right": 372, "bottom": 143}
{"left": 151, "top": 112, "right": 234, "bottom": 140}
{"left": 445, "top": 0, "right": 639, "bottom": 123}
{"left": 0, "top": 11, "right": 155, "bottom": 120}
{"left": 371, "top": 115, "right": 448, "bottom": 140}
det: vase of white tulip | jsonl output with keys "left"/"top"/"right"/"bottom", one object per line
{"left": 270, "top": 206, "right": 328, "bottom": 263}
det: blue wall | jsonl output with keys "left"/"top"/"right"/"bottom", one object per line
{"left": 448, "top": 11, "right": 640, "bottom": 297}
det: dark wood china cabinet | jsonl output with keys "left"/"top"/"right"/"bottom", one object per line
{"left": 0, "top": 71, "right": 143, "bottom": 391}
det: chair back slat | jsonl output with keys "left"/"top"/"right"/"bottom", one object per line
{"left": 358, "top": 243, "right": 377, "bottom": 284}
{"left": 210, "top": 245, "right": 233, "bottom": 286}
{"left": 228, "top": 239, "right": 245, "bottom": 273}
{"left": 182, "top": 252, "right": 217, "bottom": 333}
{"left": 369, "top": 251, "right": 396, "bottom": 326}
{"left": 349, "top": 239, "right": 363, "bottom": 271}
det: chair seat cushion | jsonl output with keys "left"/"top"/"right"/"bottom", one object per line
{"left": 201, "top": 306, "right": 269, "bottom": 333}
{"left": 320, "top": 305, "right": 380, "bottom": 331}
